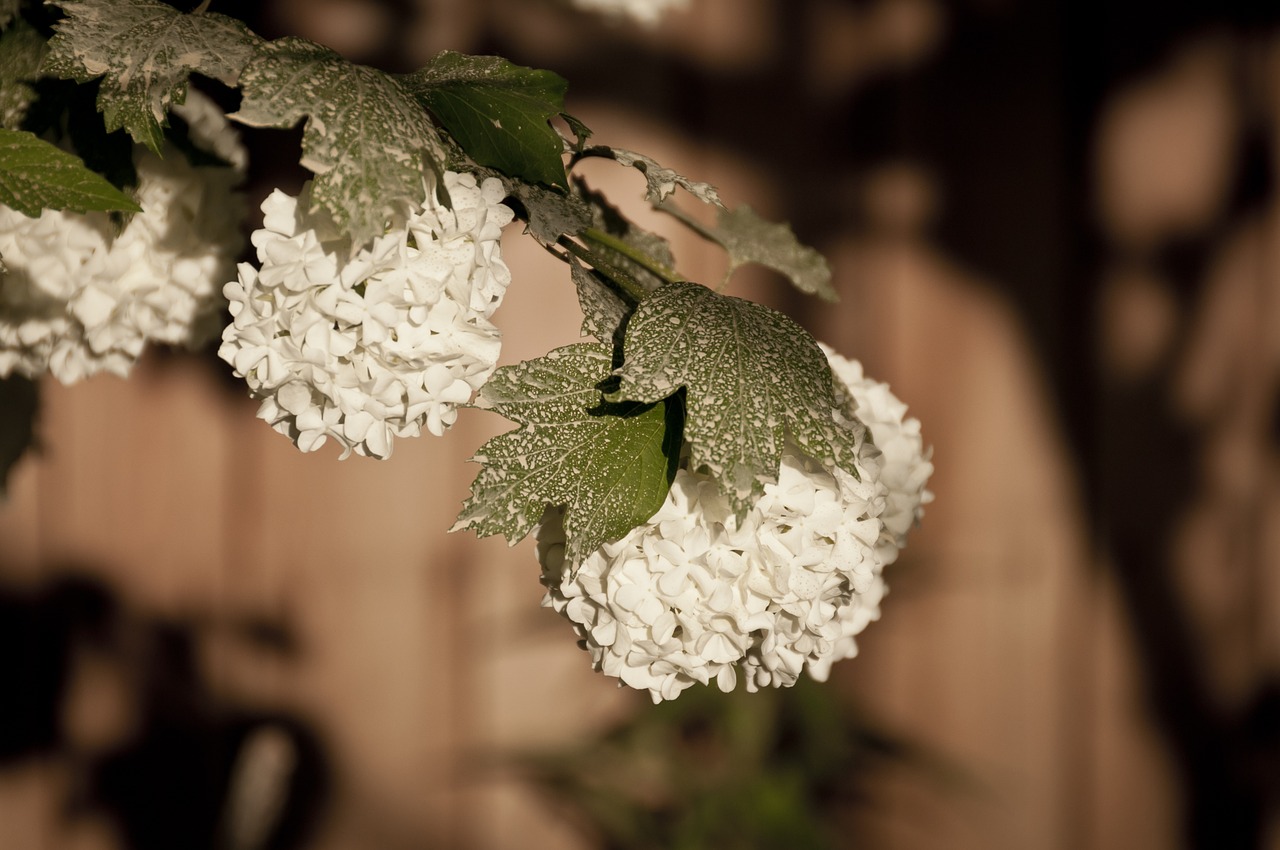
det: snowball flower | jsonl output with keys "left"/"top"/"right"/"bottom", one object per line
{"left": 808, "top": 344, "right": 934, "bottom": 682}
{"left": 822, "top": 344, "right": 934, "bottom": 547}
{"left": 219, "top": 171, "right": 515, "bottom": 458}
{"left": 569, "top": 0, "right": 689, "bottom": 26}
{"left": 538, "top": 345, "right": 933, "bottom": 702}
{"left": 0, "top": 92, "right": 246, "bottom": 383}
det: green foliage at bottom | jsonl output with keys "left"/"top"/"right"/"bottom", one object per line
{"left": 518, "top": 678, "right": 915, "bottom": 850}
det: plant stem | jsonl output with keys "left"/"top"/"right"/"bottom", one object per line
{"left": 557, "top": 237, "right": 650, "bottom": 303}
{"left": 580, "top": 227, "right": 683, "bottom": 286}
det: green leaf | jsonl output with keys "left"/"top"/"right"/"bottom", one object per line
{"left": 408, "top": 51, "right": 569, "bottom": 188}
{"left": 42, "top": 0, "right": 262, "bottom": 152}
{"left": 22, "top": 78, "right": 138, "bottom": 191}
{"left": 0, "top": 18, "right": 46, "bottom": 129}
{"left": 0, "top": 127, "right": 140, "bottom": 214}
{"left": 561, "top": 111, "right": 592, "bottom": 152}
{"left": 232, "top": 36, "right": 448, "bottom": 250}
{"left": 508, "top": 175, "right": 591, "bottom": 244}
{"left": 665, "top": 202, "right": 837, "bottom": 301}
{"left": 0, "top": 374, "right": 37, "bottom": 498}
{"left": 570, "top": 259, "right": 629, "bottom": 343}
{"left": 577, "top": 177, "right": 675, "bottom": 292}
{"left": 612, "top": 281, "right": 860, "bottom": 516}
{"left": 453, "top": 342, "right": 679, "bottom": 565}
{"left": 593, "top": 145, "right": 723, "bottom": 207}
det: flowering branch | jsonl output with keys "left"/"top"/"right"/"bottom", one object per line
{"left": 556, "top": 234, "right": 654, "bottom": 302}
{"left": 0, "top": 0, "right": 934, "bottom": 702}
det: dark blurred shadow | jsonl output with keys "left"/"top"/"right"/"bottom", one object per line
{"left": 0, "top": 572, "right": 329, "bottom": 850}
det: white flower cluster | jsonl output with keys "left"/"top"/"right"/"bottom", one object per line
{"left": 809, "top": 345, "right": 934, "bottom": 682}
{"left": 0, "top": 93, "right": 246, "bottom": 383}
{"left": 569, "top": 0, "right": 689, "bottom": 26}
{"left": 219, "top": 172, "right": 515, "bottom": 458}
{"left": 823, "top": 345, "right": 934, "bottom": 548}
{"left": 538, "top": 346, "right": 933, "bottom": 702}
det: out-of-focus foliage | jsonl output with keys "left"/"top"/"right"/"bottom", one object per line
{"left": 519, "top": 678, "right": 911, "bottom": 850}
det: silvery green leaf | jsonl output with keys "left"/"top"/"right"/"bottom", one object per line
{"left": 510, "top": 177, "right": 591, "bottom": 244}
{"left": 662, "top": 201, "right": 837, "bottom": 302}
{"left": 232, "top": 36, "right": 448, "bottom": 250}
{"left": 42, "top": 0, "right": 261, "bottom": 152}
{"left": 577, "top": 177, "right": 674, "bottom": 293}
{"left": 612, "top": 281, "right": 858, "bottom": 516}
{"left": 570, "top": 260, "right": 629, "bottom": 342}
{"left": 599, "top": 146, "right": 723, "bottom": 207}
{"left": 453, "top": 343, "right": 678, "bottom": 565}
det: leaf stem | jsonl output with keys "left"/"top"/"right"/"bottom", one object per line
{"left": 655, "top": 199, "right": 713, "bottom": 240}
{"left": 581, "top": 227, "right": 682, "bottom": 285}
{"left": 656, "top": 201, "right": 733, "bottom": 291}
{"left": 557, "top": 236, "right": 650, "bottom": 303}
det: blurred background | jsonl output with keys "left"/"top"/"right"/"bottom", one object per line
{"left": 2, "top": 0, "right": 1279, "bottom": 847}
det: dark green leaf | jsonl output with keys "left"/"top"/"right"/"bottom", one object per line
{"left": 0, "top": 18, "right": 46, "bottom": 129}
{"left": 561, "top": 111, "right": 592, "bottom": 152}
{"left": 20, "top": 78, "right": 137, "bottom": 191}
{"left": 453, "top": 342, "right": 679, "bottom": 566}
{"left": 612, "top": 281, "right": 860, "bottom": 516}
{"left": 42, "top": 0, "right": 262, "bottom": 152}
{"left": 408, "top": 51, "right": 569, "bottom": 188}
{"left": 0, "top": 127, "right": 140, "bottom": 214}
{"left": 232, "top": 36, "right": 448, "bottom": 249}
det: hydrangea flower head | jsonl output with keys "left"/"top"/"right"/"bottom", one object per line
{"left": 538, "top": 345, "right": 933, "bottom": 702}
{"left": 0, "top": 92, "right": 246, "bottom": 383}
{"left": 219, "top": 171, "right": 515, "bottom": 459}
{"left": 808, "top": 344, "right": 934, "bottom": 682}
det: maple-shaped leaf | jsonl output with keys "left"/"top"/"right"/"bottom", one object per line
{"left": 232, "top": 36, "right": 448, "bottom": 250}
{"left": 0, "top": 18, "right": 46, "bottom": 129}
{"left": 42, "top": 0, "right": 261, "bottom": 152}
{"left": 662, "top": 202, "right": 836, "bottom": 302}
{"left": 407, "top": 51, "right": 569, "bottom": 188}
{"left": 507, "top": 175, "right": 591, "bottom": 244}
{"left": 0, "top": 127, "right": 140, "bottom": 215}
{"left": 453, "top": 343, "right": 679, "bottom": 566}
{"left": 612, "top": 281, "right": 859, "bottom": 516}
{"left": 570, "top": 259, "right": 629, "bottom": 343}
{"left": 593, "top": 146, "right": 723, "bottom": 207}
